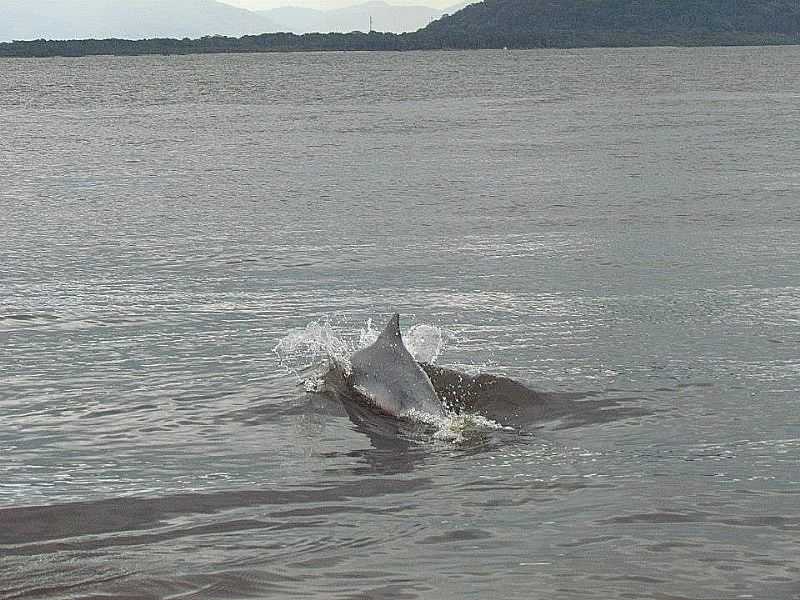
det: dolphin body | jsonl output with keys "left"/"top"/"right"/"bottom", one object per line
{"left": 347, "top": 314, "right": 446, "bottom": 419}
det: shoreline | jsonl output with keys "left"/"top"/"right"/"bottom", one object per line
{"left": 2, "top": 32, "right": 799, "bottom": 59}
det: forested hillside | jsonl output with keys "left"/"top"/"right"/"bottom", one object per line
{"left": 411, "top": 0, "right": 800, "bottom": 48}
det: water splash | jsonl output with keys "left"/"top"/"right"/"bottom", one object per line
{"left": 357, "top": 317, "right": 380, "bottom": 349}
{"left": 405, "top": 323, "right": 449, "bottom": 364}
{"left": 273, "top": 317, "right": 356, "bottom": 382}
{"left": 273, "top": 315, "right": 449, "bottom": 383}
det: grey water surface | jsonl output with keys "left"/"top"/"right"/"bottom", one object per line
{"left": 1, "top": 47, "right": 799, "bottom": 599}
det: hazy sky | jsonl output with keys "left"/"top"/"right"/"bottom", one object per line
{"left": 222, "top": 0, "right": 460, "bottom": 10}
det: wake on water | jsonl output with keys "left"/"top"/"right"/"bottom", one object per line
{"left": 273, "top": 315, "right": 509, "bottom": 443}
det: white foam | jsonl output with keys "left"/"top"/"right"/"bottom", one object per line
{"left": 404, "top": 408, "right": 511, "bottom": 445}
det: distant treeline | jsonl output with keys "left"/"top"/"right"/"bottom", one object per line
{"left": 2, "top": 0, "right": 799, "bottom": 58}
{"left": 0, "top": 33, "right": 407, "bottom": 58}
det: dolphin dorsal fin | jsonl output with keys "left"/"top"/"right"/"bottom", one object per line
{"left": 377, "top": 313, "right": 402, "bottom": 342}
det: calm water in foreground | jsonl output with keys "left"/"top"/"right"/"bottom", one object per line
{"left": 1, "top": 47, "right": 799, "bottom": 599}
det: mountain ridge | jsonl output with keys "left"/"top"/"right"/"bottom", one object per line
{"left": 259, "top": 1, "right": 442, "bottom": 34}
{"left": 0, "top": 0, "right": 280, "bottom": 42}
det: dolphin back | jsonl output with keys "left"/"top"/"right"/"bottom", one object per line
{"left": 349, "top": 314, "right": 445, "bottom": 418}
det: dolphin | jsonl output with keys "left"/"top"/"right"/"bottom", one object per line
{"left": 347, "top": 314, "right": 446, "bottom": 419}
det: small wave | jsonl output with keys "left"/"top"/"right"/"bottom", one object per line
{"left": 0, "top": 312, "right": 59, "bottom": 323}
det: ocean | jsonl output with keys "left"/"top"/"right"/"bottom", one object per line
{"left": 1, "top": 46, "right": 799, "bottom": 599}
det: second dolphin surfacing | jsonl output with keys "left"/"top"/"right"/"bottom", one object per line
{"left": 347, "top": 313, "right": 446, "bottom": 419}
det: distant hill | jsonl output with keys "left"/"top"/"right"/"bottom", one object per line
{"left": 414, "top": 0, "right": 800, "bottom": 47}
{"left": 261, "top": 1, "right": 442, "bottom": 34}
{"left": 2, "top": 0, "right": 799, "bottom": 56}
{"left": 0, "top": 0, "right": 280, "bottom": 41}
